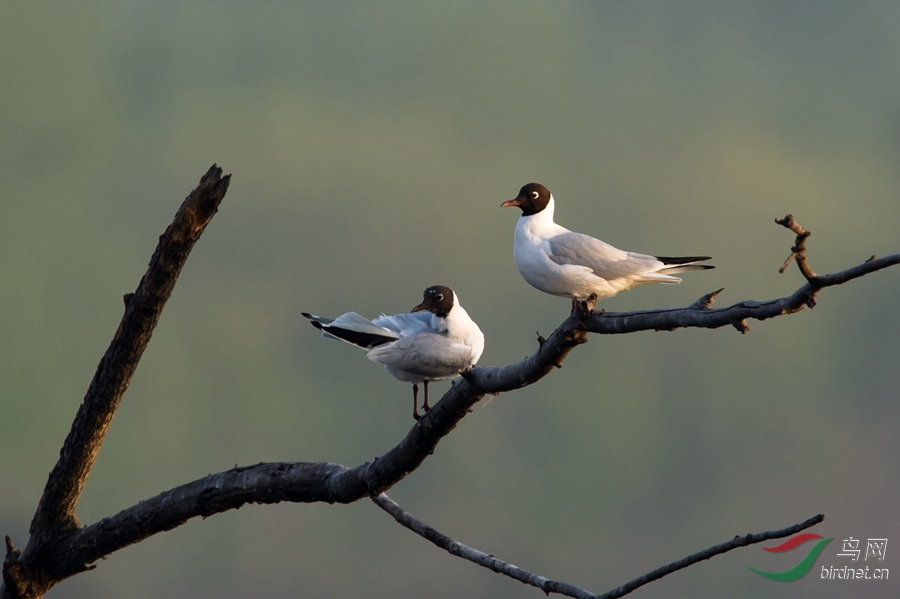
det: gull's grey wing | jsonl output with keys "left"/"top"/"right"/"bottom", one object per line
{"left": 545, "top": 231, "right": 661, "bottom": 280}
{"left": 372, "top": 311, "right": 435, "bottom": 336}
{"left": 305, "top": 311, "right": 400, "bottom": 349}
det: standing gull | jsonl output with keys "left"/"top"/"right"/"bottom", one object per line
{"left": 303, "top": 285, "right": 484, "bottom": 420}
{"left": 502, "top": 183, "right": 713, "bottom": 308}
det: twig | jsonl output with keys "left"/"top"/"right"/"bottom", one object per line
{"left": 775, "top": 214, "right": 817, "bottom": 281}
{"left": 597, "top": 514, "right": 825, "bottom": 599}
{"left": 688, "top": 288, "right": 723, "bottom": 310}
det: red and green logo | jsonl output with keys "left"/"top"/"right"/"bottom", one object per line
{"left": 746, "top": 533, "right": 834, "bottom": 581}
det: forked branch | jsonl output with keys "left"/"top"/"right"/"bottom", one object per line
{"left": 372, "top": 493, "right": 824, "bottom": 599}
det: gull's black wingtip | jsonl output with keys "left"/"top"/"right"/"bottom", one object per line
{"left": 654, "top": 255, "right": 713, "bottom": 265}
{"left": 301, "top": 312, "right": 326, "bottom": 330}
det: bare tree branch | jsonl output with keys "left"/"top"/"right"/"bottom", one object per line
{"left": 596, "top": 514, "right": 825, "bottom": 599}
{"left": 2, "top": 165, "right": 229, "bottom": 599}
{"left": 2, "top": 192, "right": 895, "bottom": 599}
{"left": 371, "top": 493, "right": 824, "bottom": 599}
{"left": 466, "top": 250, "right": 900, "bottom": 395}
{"left": 372, "top": 493, "right": 597, "bottom": 599}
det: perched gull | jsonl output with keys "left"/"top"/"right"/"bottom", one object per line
{"left": 501, "top": 183, "right": 713, "bottom": 308}
{"left": 303, "top": 285, "right": 484, "bottom": 420}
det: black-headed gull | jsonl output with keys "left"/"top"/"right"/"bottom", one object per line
{"left": 502, "top": 183, "right": 713, "bottom": 308}
{"left": 303, "top": 285, "right": 484, "bottom": 420}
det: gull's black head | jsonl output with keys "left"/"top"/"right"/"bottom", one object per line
{"left": 411, "top": 285, "right": 455, "bottom": 318}
{"left": 501, "top": 183, "right": 552, "bottom": 216}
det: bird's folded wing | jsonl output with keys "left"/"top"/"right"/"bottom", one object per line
{"left": 546, "top": 232, "right": 661, "bottom": 279}
{"left": 372, "top": 312, "right": 435, "bottom": 336}
{"left": 315, "top": 312, "right": 400, "bottom": 349}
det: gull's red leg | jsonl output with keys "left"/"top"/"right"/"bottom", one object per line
{"left": 412, "top": 383, "right": 421, "bottom": 420}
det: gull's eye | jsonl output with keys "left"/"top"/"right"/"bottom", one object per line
{"left": 531, "top": 191, "right": 539, "bottom": 200}
{"left": 436, "top": 294, "right": 443, "bottom": 301}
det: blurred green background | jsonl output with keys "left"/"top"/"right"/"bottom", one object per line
{"left": 2, "top": 2, "right": 898, "bottom": 598}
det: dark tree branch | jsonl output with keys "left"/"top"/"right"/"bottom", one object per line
{"left": 597, "top": 514, "right": 825, "bottom": 599}
{"left": 47, "top": 463, "right": 346, "bottom": 579}
{"left": 371, "top": 493, "right": 596, "bottom": 599}
{"left": 371, "top": 493, "right": 824, "bottom": 599}
{"left": 31, "top": 164, "right": 228, "bottom": 531}
{"left": 2, "top": 198, "right": 895, "bottom": 599}
{"left": 571, "top": 251, "right": 900, "bottom": 340}
{"left": 2, "top": 166, "right": 229, "bottom": 599}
